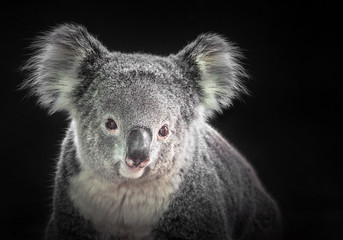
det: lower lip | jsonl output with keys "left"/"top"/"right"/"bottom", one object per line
{"left": 127, "top": 165, "right": 144, "bottom": 171}
{"left": 120, "top": 162, "right": 146, "bottom": 179}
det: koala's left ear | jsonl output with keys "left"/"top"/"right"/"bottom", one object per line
{"left": 22, "top": 23, "right": 109, "bottom": 114}
{"left": 175, "top": 33, "right": 248, "bottom": 116}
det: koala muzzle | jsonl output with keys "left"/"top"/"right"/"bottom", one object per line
{"left": 126, "top": 128, "right": 151, "bottom": 168}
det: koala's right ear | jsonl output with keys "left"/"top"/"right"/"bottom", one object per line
{"left": 22, "top": 23, "right": 109, "bottom": 114}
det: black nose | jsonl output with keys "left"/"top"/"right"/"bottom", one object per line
{"left": 126, "top": 128, "right": 151, "bottom": 166}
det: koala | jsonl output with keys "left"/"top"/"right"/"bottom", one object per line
{"left": 23, "top": 24, "right": 281, "bottom": 240}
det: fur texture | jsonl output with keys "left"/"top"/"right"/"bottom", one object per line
{"left": 23, "top": 23, "right": 281, "bottom": 240}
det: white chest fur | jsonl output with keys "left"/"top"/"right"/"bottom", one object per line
{"left": 69, "top": 167, "right": 180, "bottom": 238}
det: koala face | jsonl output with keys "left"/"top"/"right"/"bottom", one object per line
{"left": 23, "top": 24, "right": 247, "bottom": 182}
{"left": 73, "top": 54, "right": 190, "bottom": 180}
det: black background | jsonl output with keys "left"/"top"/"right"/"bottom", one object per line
{"left": 1, "top": 1, "right": 341, "bottom": 240}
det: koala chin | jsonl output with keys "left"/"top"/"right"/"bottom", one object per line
{"left": 119, "top": 160, "right": 146, "bottom": 179}
{"left": 23, "top": 23, "right": 282, "bottom": 240}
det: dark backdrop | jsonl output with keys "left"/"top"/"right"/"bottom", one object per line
{"left": 1, "top": 1, "right": 341, "bottom": 240}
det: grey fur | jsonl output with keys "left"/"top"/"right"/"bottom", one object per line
{"left": 23, "top": 24, "right": 281, "bottom": 240}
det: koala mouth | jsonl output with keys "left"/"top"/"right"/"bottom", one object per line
{"left": 120, "top": 157, "right": 149, "bottom": 179}
{"left": 125, "top": 157, "right": 150, "bottom": 169}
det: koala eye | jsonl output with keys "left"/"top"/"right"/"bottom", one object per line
{"left": 158, "top": 124, "right": 169, "bottom": 139}
{"left": 105, "top": 118, "right": 118, "bottom": 132}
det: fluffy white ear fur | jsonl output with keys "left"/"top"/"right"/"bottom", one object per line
{"left": 22, "top": 24, "right": 108, "bottom": 114}
{"left": 177, "top": 33, "right": 248, "bottom": 117}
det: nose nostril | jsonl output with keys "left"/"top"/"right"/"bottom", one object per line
{"left": 129, "top": 155, "right": 145, "bottom": 165}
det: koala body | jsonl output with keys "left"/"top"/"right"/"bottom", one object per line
{"left": 24, "top": 24, "right": 281, "bottom": 240}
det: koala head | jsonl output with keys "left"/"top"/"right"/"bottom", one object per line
{"left": 23, "top": 24, "right": 247, "bottom": 181}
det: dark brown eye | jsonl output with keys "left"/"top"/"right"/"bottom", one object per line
{"left": 158, "top": 124, "right": 169, "bottom": 138}
{"left": 105, "top": 118, "right": 118, "bottom": 131}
